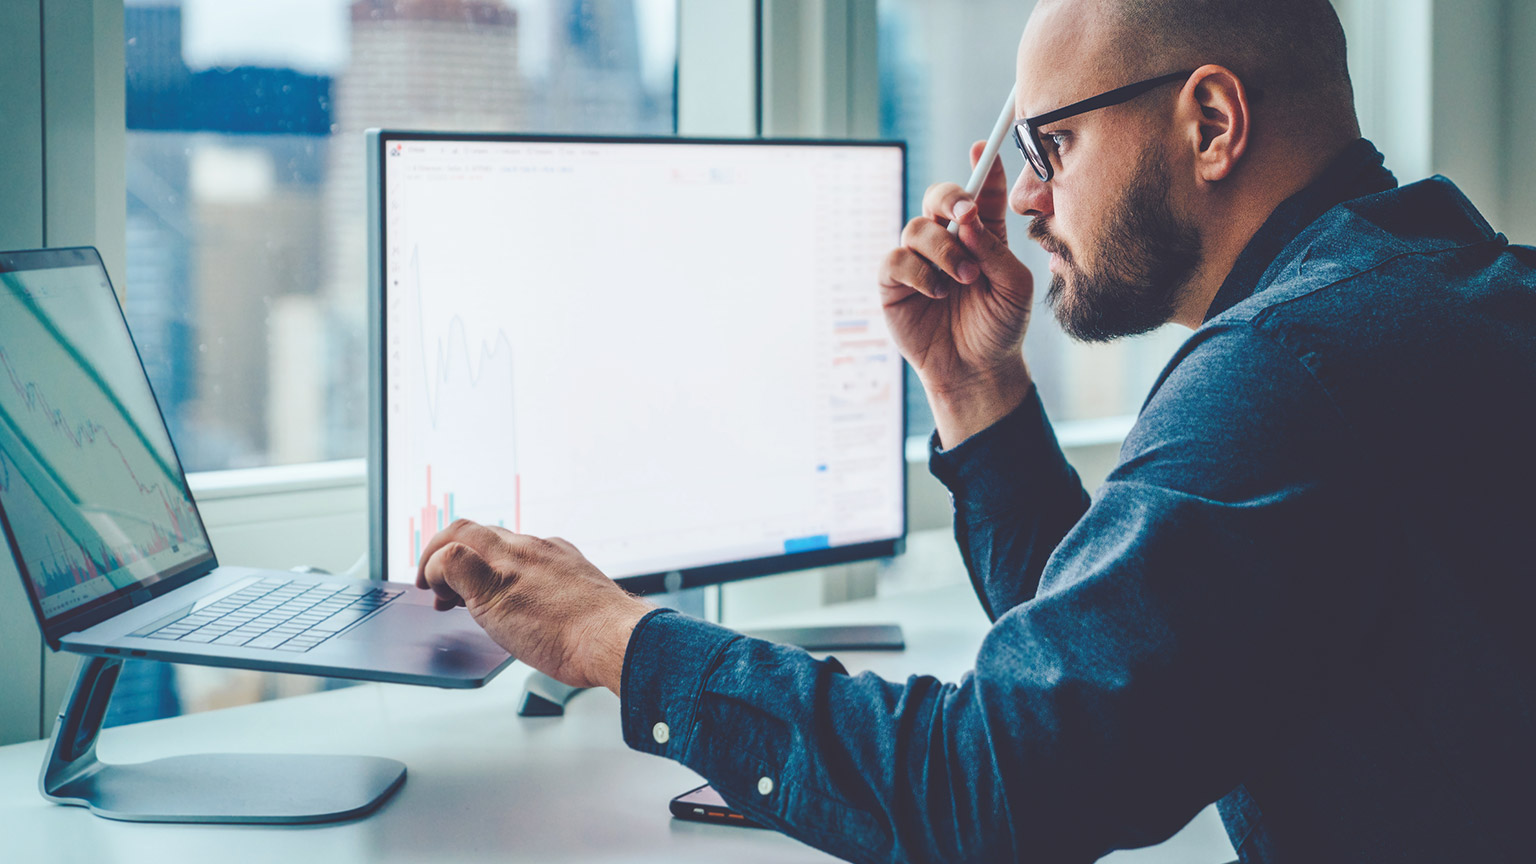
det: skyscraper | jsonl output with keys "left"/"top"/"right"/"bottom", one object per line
{"left": 539, "top": 0, "right": 665, "bottom": 133}
{"left": 300, "top": 0, "right": 526, "bottom": 463}
{"left": 126, "top": 3, "right": 333, "bottom": 469}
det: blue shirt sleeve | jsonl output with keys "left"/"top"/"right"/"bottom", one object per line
{"left": 928, "top": 385, "right": 1092, "bottom": 621}
{"left": 620, "top": 322, "right": 1377, "bottom": 863}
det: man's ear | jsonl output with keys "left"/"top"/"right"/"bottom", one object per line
{"left": 1181, "top": 64, "right": 1251, "bottom": 183}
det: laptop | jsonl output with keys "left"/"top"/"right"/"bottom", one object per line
{"left": 0, "top": 247, "right": 513, "bottom": 688}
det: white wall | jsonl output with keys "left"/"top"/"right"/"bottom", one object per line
{"left": 1504, "top": 1, "right": 1536, "bottom": 242}
{"left": 1429, "top": 0, "right": 1505, "bottom": 226}
{"left": 0, "top": 0, "right": 126, "bottom": 748}
{"left": 1339, "top": 0, "right": 1531, "bottom": 236}
{"left": 0, "top": 0, "right": 47, "bottom": 752}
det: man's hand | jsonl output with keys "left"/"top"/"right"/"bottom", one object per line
{"left": 417, "top": 519, "right": 652, "bottom": 695}
{"left": 878, "top": 140, "right": 1035, "bottom": 447}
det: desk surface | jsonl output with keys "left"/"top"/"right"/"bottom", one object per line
{"left": 0, "top": 570, "right": 1236, "bottom": 863}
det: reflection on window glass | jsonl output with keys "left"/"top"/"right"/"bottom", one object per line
{"left": 125, "top": 0, "right": 678, "bottom": 472}
{"left": 877, "top": 0, "right": 1187, "bottom": 439}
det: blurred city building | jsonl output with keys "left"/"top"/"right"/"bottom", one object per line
{"left": 311, "top": 0, "right": 527, "bottom": 465}
{"left": 125, "top": 0, "right": 671, "bottom": 472}
{"left": 126, "top": 3, "right": 333, "bottom": 470}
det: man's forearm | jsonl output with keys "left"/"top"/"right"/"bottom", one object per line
{"left": 586, "top": 598, "right": 652, "bottom": 697}
{"left": 924, "top": 360, "right": 1034, "bottom": 450}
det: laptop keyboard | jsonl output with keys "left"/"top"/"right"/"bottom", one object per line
{"left": 139, "top": 578, "right": 404, "bottom": 652}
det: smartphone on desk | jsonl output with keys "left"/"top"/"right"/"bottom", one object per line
{"left": 670, "top": 784, "right": 764, "bottom": 828}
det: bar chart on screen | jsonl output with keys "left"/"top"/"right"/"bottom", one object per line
{"left": 406, "top": 464, "right": 518, "bottom": 566}
{"left": 392, "top": 244, "right": 522, "bottom": 575}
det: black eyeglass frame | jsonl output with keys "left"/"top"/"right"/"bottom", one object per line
{"left": 1013, "top": 69, "right": 1196, "bottom": 182}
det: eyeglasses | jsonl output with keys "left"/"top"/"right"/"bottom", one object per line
{"left": 1013, "top": 70, "right": 1195, "bottom": 182}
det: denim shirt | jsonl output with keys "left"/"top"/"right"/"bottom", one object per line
{"left": 619, "top": 139, "right": 1536, "bottom": 863}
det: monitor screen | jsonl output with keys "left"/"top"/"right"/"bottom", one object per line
{"left": 0, "top": 249, "right": 214, "bottom": 623}
{"left": 370, "top": 133, "right": 907, "bottom": 590}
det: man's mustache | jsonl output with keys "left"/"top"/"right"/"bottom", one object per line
{"left": 1027, "top": 217, "right": 1071, "bottom": 262}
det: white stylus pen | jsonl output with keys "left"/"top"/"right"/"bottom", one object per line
{"left": 949, "top": 83, "right": 1020, "bottom": 235}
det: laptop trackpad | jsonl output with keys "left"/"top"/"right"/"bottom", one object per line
{"left": 344, "top": 603, "right": 493, "bottom": 646}
{"left": 330, "top": 603, "right": 512, "bottom": 679}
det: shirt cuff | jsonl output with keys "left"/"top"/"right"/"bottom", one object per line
{"left": 928, "top": 384, "right": 1070, "bottom": 517}
{"left": 619, "top": 608, "right": 742, "bottom": 760}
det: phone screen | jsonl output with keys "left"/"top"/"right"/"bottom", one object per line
{"left": 670, "top": 784, "right": 762, "bottom": 828}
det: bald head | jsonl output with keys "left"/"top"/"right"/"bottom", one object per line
{"left": 1031, "top": 0, "right": 1357, "bottom": 132}
{"left": 1009, "top": 0, "right": 1365, "bottom": 337}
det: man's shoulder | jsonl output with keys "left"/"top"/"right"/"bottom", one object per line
{"left": 1209, "top": 175, "right": 1522, "bottom": 335}
{"left": 1163, "top": 175, "right": 1536, "bottom": 440}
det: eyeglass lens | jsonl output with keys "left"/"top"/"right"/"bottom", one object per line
{"left": 1013, "top": 121, "right": 1051, "bottom": 182}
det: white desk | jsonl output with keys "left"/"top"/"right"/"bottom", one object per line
{"left": 0, "top": 573, "right": 1236, "bottom": 862}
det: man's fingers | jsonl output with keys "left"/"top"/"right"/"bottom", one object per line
{"left": 422, "top": 539, "right": 500, "bottom": 610}
{"left": 880, "top": 245, "right": 957, "bottom": 301}
{"left": 920, "top": 181, "right": 969, "bottom": 223}
{"left": 968, "top": 139, "right": 1010, "bottom": 198}
{"left": 877, "top": 248, "right": 919, "bottom": 303}
{"left": 967, "top": 139, "right": 1011, "bottom": 233}
{"left": 417, "top": 518, "right": 501, "bottom": 588}
{"left": 420, "top": 513, "right": 503, "bottom": 596}
{"left": 901, "top": 218, "right": 980, "bottom": 285}
{"left": 956, "top": 217, "right": 1033, "bottom": 308}
{"left": 420, "top": 541, "right": 467, "bottom": 608}
{"left": 416, "top": 517, "right": 466, "bottom": 587}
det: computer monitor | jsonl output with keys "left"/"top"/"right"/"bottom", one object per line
{"left": 367, "top": 132, "right": 907, "bottom": 595}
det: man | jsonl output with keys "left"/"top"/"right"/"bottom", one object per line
{"left": 417, "top": 0, "right": 1536, "bottom": 860}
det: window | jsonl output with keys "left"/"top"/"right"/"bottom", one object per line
{"left": 879, "top": 0, "right": 1197, "bottom": 440}
{"left": 124, "top": 0, "right": 678, "bottom": 473}
{"left": 113, "top": 0, "right": 677, "bottom": 726}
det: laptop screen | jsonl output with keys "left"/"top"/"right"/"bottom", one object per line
{"left": 0, "top": 248, "right": 213, "bottom": 623}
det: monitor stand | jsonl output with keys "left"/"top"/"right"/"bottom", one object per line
{"left": 40, "top": 656, "right": 406, "bottom": 823}
{"left": 516, "top": 623, "right": 905, "bottom": 716}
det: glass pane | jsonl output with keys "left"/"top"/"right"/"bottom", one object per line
{"left": 125, "top": 0, "right": 678, "bottom": 472}
{"left": 118, "top": 0, "right": 676, "bottom": 724}
{"left": 878, "top": 0, "right": 1187, "bottom": 440}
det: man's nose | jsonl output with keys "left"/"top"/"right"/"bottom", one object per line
{"left": 1010, "top": 166, "right": 1052, "bottom": 218}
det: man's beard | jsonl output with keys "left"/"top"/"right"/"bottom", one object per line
{"left": 1030, "top": 152, "right": 1203, "bottom": 343}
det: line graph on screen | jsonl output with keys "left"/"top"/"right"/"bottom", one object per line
{"left": 0, "top": 343, "right": 203, "bottom": 597}
{"left": 409, "top": 246, "right": 519, "bottom": 433}
{"left": 397, "top": 246, "right": 522, "bottom": 571}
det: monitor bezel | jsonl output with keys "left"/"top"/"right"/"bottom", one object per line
{"left": 367, "top": 130, "right": 909, "bottom": 594}
{"left": 0, "top": 246, "right": 219, "bottom": 649}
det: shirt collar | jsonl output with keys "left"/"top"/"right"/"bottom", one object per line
{"left": 1202, "top": 138, "right": 1398, "bottom": 323}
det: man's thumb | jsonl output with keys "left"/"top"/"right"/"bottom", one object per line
{"left": 437, "top": 541, "right": 499, "bottom": 603}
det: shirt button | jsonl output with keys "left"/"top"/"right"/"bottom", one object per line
{"left": 757, "top": 776, "right": 774, "bottom": 796}
{"left": 651, "top": 722, "right": 670, "bottom": 744}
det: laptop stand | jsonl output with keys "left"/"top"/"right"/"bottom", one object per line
{"left": 40, "top": 656, "right": 406, "bottom": 824}
{"left": 517, "top": 669, "right": 584, "bottom": 716}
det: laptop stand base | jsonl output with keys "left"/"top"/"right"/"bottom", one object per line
{"left": 40, "top": 656, "right": 406, "bottom": 824}
{"left": 517, "top": 670, "right": 585, "bottom": 716}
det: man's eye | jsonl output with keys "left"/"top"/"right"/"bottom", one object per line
{"left": 1047, "top": 132, "right": 1069, "bottom": 155}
